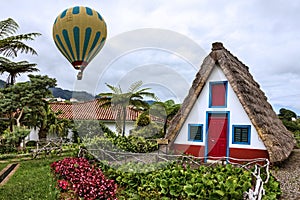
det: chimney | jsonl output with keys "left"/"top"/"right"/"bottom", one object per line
{"left": 212, "top": 42, "right": 224, "bottom": 51}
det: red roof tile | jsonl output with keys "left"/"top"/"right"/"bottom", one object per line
{"left": 49, "top": 99, "right": 139, "bottom": 121}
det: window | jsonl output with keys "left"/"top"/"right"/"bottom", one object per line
{"left": 188, "top": 124, "right": 203, "bottom": 142}
{"left": 209, "top": 81, "right": 228, "bottom": 108}
{"left": 232, "top": 125, "right": 251, "bottom": 145}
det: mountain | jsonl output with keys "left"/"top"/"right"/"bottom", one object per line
{"left": 49, "top": 87, "right": 95, "bottom": 101}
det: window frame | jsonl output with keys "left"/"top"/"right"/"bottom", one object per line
{"left": 232, "top": 125, "right": 251, "bottom": 145}
{"left": 188, "top": 124, "right": 203, "bottom": 142}
{"left": 209, "top": 81, "right": 228, "bottom": 108}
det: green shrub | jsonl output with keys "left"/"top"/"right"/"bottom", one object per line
{"left": 97, "top": 161, "right": 280, "bottom": 199}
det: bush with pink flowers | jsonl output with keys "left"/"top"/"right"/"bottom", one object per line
{"left": 51, "top": 157, "right": 117, "bottom": 200}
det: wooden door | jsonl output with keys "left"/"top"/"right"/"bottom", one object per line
{"left": 207, "top": 113, "right": 228, "bottom": 158}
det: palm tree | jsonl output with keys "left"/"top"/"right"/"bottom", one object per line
{"left": 0, "top": 18, "right": 41, "bottom": 58}
{"left": 98, "top": 81, "right": 157, "bottom": 136}
{"left": 0, "top": 57, "right": 39, "bottom": 85}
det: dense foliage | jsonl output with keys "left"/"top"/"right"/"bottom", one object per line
{"left": 83, "top": 133, "right": 158, "bottom": 154}
{"left": 100, "top": 160, "right": 280, "bottom": 199}
{"left": 278, "top": 108, "right": 300, "bottom": 148}
{"left": 98, "top": 81, "right": 157, "bottom": 136}
{"left": 51, "top": 157, "right": 117, "bottom": 200}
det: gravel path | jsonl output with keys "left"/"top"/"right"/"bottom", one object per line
{"left": 271, "top": 149, "right": 300, "bottom": 200}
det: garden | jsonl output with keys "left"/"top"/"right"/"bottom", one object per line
{"left": 0, "top": 17, "right": 298, "bottom": 200}
{"left": 0, "top": 129, "right": 282, "bottom": 200}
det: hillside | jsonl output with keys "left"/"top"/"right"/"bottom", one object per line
{"left": 0, "top": 79, "right": 94, "bottom": 101}
{"left": 49, "top": 87, "right": 94, "bottom": 101}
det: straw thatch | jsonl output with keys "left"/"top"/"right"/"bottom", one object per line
{"left": 166, "top": 42, "right": 296, "bottom": 163}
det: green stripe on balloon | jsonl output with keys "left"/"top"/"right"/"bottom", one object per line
{"left": 82, "top": 28, "right": 92, "bottom": 61}
{"left": 85, "top": 32, "right": 101, "bottom": 61}
{"left": 73, "top": 27, "right": 80, "bottom": 60}
{"left": 62, "top": 29, "right": 75, "bottom": 61}
{"left": 72, "top": 6, "right": 80, "bottom": 14}
{"left": 55, "top": 35, "right": 72, "bottom": 63}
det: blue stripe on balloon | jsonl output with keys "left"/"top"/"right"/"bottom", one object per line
{"left": 86, "top": 32, "right": 101, "bottom": 62}
{"left": 60, "top": 9, "right": 68, "bottom": 18}
{"left": 89, "top": 32, "right": 101, "bottom": 52}
{"left": 97, "top": 13, "right": 103, "bottom": 21}
{"left": 82, "top": 28, "right": 92, "bottom": 61}
{"left": 86, "top": 7, "right": 93, "bottom": 16}
{"left": 55, "top": 35, "right": 72, "bottom": 62}
{"left": 73, "top": 6, "right": 80, "bottom": 14}
{"left": 73, "top": 27, "right": 80, "bottom": 60}
{"left": 62, "top": 29, "right": 75, "bottom": 61}
{"left": 54, "top": 17, "right": 57, "bottom": 25}
{"left": 88, "top": 37, "right": 106, "bottom": 62}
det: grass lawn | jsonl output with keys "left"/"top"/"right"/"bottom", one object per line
{"left": 0, "top": 163, "right": 8, "bottom": 172}
{"left": 0, "top": 155, "right": 70, "bottom": 200}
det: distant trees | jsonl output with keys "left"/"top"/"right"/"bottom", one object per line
{"left": 0, "top": 75, "right": 57, "bottom": 138}
{"left": 98, "top": 81, "right": 157, "bottom": 136}
{"left": 130, "top": 99, "right": 181, "bottom": 139}
{"left": 278, "top": 108, "right": 300, "bottom": 148}
{"left": 0, "top": 58, "right": 39, "bottom": 85}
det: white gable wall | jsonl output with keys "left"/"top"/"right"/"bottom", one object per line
{"left": 174, "top": 65, "right": 266, "bottom": 150}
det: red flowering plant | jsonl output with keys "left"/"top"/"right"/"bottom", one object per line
{"left": 51, "top": 157, "right": 117, "bottom": 200}
{"left": 57, "top": 179, "right": 69, "bottom": 191}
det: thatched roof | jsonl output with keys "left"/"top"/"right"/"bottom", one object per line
{"left": 166, "top": 42, "right": 296, "bottom": 163}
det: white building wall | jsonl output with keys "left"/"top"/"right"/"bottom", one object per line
{"left": 174, "top": 65, "right": 266, "bottom": 150}
{"left": 25, "top": 121, "right": 136, "bottom": 142}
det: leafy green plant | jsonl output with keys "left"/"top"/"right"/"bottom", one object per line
{"left": 1, "top": 126, "right": 30, "bottom": 151}
{"left": 97, "top": 161, "right": 280, "bottom": 199}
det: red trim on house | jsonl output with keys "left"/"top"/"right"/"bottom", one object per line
{"left": 172, "top": 144, "right": 205, "bottom": 157}
{"left": 229, "top": 148, "right": 269, "bottom": 160}
{"left": 171, "top": 144, "right": 269, "bottom": 164}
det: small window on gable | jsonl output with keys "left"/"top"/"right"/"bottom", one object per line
{"left": 232, "top": 125, "right": 251, "bottom": 145}
{"left": 188, "top": 124, "right": 203, "bottom": 142}
{"left": 209, "top": 81, "right": 228, "bottom": 108}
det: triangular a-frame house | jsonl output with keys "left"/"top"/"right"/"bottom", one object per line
{"left": 166, "top": 42, "right": 295, "bottom": 163}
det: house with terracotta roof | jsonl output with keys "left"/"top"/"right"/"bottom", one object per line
{"left": 26, "top": 99, "right": 141, "bottom": 141}
{"left": 165, "top": 42, "right": 295, "bottom": 164}
{"left": 50, "top": 99, "right": 140, "bottom": 135}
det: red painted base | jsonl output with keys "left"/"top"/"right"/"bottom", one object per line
{"left": 171, "top": 144, "right": 269, "bottom": 163}
{"left": 171, "top": 144, "right": 205, "bottom": 157}
{"left": 229, "top": 147, "right": 269, "bottom": 161}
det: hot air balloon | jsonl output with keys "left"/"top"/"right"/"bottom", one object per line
{"left": 52, "top": 6, "right": 107, "bottom": 80}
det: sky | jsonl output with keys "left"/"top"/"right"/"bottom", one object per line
{"left": 1, "top": 0, "right": 300, "bottom": 114}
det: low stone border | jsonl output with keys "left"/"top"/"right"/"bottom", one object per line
{"left": 0, "top": 163, "right": 20, "bottom": 186}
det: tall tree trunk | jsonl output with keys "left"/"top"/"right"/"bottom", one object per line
{"left": 9, "top": 112, "right": 14, "bottom": 132}
{"left": 122, "top": 106, "right": 126, "bottom": 137}
{"left": 38, "top": 127, "right": 47, "bottom": 140}
{"left": 16, "top": 109, "right": 23, "bottom": 127}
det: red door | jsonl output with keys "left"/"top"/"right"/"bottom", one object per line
{"left": 207, "top": 113, "right": 228, "bottom": 158}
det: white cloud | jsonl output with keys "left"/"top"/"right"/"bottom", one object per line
{"left": 1, "top": 0, "right": 300, "bottom": 114}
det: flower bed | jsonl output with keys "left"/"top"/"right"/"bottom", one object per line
{"left": 50, "top": 157, "right": 117, "bottom": 200}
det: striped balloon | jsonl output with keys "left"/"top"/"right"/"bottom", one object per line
{"left": 53, "top": 6, "right": 107, "bottom": 79}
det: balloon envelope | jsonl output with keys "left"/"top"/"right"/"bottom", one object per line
{"left": 53, "top": 6, "right": 107, "bottom": 79}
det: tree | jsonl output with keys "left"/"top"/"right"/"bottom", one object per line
{"left": 0, "top": 18, "right": 41, "bottom": 58}
{"left": 27, "top": 104, "right": 71, "bottom": 139}
{"left": 278, "top": 108, "right": 297, "bottom": 121}
{"left": 0, "top": 75, "right": 56, "bottom": 136}
{"left": 98, "top": 81, "right": 157, "bottom": 136}
{"left": 151, "top": 99, "right": 181, "bottom": 136}
{"left": 0, "top": 57, "right": 39, "bottom": 85}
